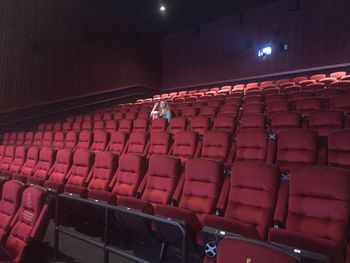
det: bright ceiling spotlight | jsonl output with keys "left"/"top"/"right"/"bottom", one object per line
{"left": 160, "top": 5, "right": 166, "bottom": 12}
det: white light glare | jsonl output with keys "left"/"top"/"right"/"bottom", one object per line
{"left": 160, "top": 5, "right": 166, "bottom": 12}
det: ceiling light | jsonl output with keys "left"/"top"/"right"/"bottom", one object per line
{"left": 160, "top": 5, "right": 165, "bottom": 12}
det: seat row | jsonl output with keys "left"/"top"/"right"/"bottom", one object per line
{"left": 0, "top": 180, "right": 49, "bottom": 262}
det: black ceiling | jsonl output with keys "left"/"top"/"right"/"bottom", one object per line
{"left": 103, "top": 0, "right": 277, "bottom": 36}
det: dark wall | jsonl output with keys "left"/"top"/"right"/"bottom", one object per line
{"left": 162, "top": 0, "right": 350, "bottom": 89}
{"left": 0, "top": 0, "right": 161, "bottom": 110}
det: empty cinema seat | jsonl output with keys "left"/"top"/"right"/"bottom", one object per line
{"left": 90, "top": 131, "right": 109, "bottom": 153}
{"left": 8, "top": 132, "right": 17, "bottom": 145}
{"left": 203, "top": 237, "right": 300, "bottom": 263}
{"left": 12, "top": 147, "right": 40, "bottom": 182}
{"left": 190, "top": 117, "right": 210, "bottom": 136}
{"left": 233, "top": 130, "right": 275, "bottom": 164}
{"left": 63, "top": 150, "right": 93, "bottom": 195}
{"left": 309, "top": 110, "right": 343, "bottom": 137}
{"left": 87, "top": 153, "right": 146, "bottom": 203}
{"left": 150, "top": 118, "right": 167, "bottom": 133}
{"left": 118, "top": 155, "right": 181, "bottom": 211}
{"left": 27, "top": 147, "right": 56, "bottom": 186}
{"left": 33, "top": 131, "right": 44, "bottom": 147}
{"left": 171, "top": 131, "right": 199, "bottom": 165}
{"left": 199, "top": 131, "right": 232, "bottom": 165}
{"left": 270, "top": 112, "right": 301, "bottom": 134}
{"left": 66, "top": 152, "right": 116, "bottom": 197}
{"left": 133, "top": 118, "right": 149, "bottom": 132}
{"left": 52, "top": 131, "right": 65, "bottom": 149}
{"left": 105, "top": 120, "right": 118, "bottom": 133}
{"left": 212, "top": 116, "right": 236, "bottom": 134}
{"left": 0, "top": 180, "right": 25, "bottom": 243}
{"left": 0, "top": 186, "right": 49, "bottom": 263}
{"left": 118, "top": 119, "right": 133, "bottom": 134}
{"left": 64, "top": 131, "right": 78, "bottom": 150}
{"left": 328, "top": 129, "right": 350, "bottom": 169}
{"left": 15, "top": 132, "right": 25, "bottom": 146}
{"left": 2, "top": 133, "right": 10, "bottom": 145}
{"left": 42, "top": 131, "right": 54, "bottom": 147}
{"left": 106, "top": 131, "right": 128, "bottom": 156}
{"left": 0, "top": 145, "right": 15, "bottom": 172}
{"left": 147, "top": 131, "right": 172, "bottom": 158}
{"left": 0, "top": 146, "right": 27, "bottom": 179}
{"left": 154, "top": 158, "right": 223, "bottom": 246}
{"left": 268, "top": 166, "right": 350, "bottom": 263}
{"left": 168, "top": 117, "right": 187, "bottom": 136}
{"left": 276, "top": 129, "right": 318, "bottom": 173}
{"left": 202, "top": 162, "right": 279, "bottom": 241}
{"left": 44, "top": 149, "right": 73, "bottom": 192}
{"left": 76, "top": 131, "right": 93, "bottom": 151}
{"left": 125, "top": 131, "right": 149, "bottom": 155}
{"left": 238, "top": 114, "right": 266, "bottom": 132}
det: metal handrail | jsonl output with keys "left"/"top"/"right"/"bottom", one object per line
{"left": 53, "top": 193, "right": 188, "bottom": 263}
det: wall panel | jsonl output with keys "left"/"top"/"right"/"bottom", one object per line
{"left": 0, "top": 0, "right": 160, "bottom": 110}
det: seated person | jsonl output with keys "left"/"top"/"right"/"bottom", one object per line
{"left": 150, "top": 100, "right": 171, "bottom": 122}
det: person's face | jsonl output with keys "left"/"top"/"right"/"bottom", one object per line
{"left": 160, "top": 101, "right": 166, "bottom": 109}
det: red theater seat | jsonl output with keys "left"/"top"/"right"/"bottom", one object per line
{"left": 150, "top": 118, "right": 167, "bottom": 134}
{"left": 269, "top": 166, "right": 349, "bottom": 263}
{"left": 0, "top": 146, "right": 15, "bottom": 172}
{"left": 52, "top": 131, "right": 65, "bottom": 150}
{"left": 234, "top": 130, "right": 275, "bottom": 164}
{"left": 309, "top": 110, "right": 343, "bottom": 137}
{"left": 94, "top": 120, "right": 105, "bottom": 131}
{"left": 168, "top": 117, "right": 187, "bottom": 136}
{"left": 203, "top": 162, "right": 279, "bottom": 240}
{"left": 0, "top": 180, "right": 24, "bottom": 243}
{"left": 2, "top": 133, "right": 10, "bottom": 145}
{"left": 106, "top": 131, "right": 128, "bottom": 156}
{"left": 72, "top": 121, "right": 82, "bottom": 132}
{"left": 62, "top": 122, "right": 73, "bottom": 132}
{"left": 125, "top": 131, "right": 148, "bottom": 155}
{"left": 64, "top": 131, "right": 78, "bottom": 150}
{"left": 42, "top": 131, "right": 54, "bottom": 147}
{"left": 133, "top": 118, "right": 149, "bottom": 132}
{"left": 90, "top": 131, "right": 109, "bottom": 153}
{"left": 238, "top": 114, "right": 266, "bottom": 132}
{"left": 105, "top": 120, "right": 118, "bottom": 133}
{"left": 190, "top": 117, "right": 211, "bottom": 136}
{"left": 88, "top": 153, "right": 146, "bottom": 203}
{"left": 147, "top": 131, "right": 171, "bottom": 158}
{"left": 329, "top": 95, "right": 350, "bottom": 113}
{"left": 200, "top": 106, "right": 218, "bottom": 119}
{"left": 64, "top": 150, "right": 93, "bottom": 195}
{"left": 218, "top": 104, "right": 239, "bottom": 117}
{"left": 69, "top": 152, "right": 117, "bottom": 197}
{"left": 8, "top": 132, "right": 17, "bottom": 145}
{"left": 171, "top": 131, "right": 199, "bottom": 165}
{"left": 118, "top": 119, "right": 133, "bottom": 134}
{"left": 203, "top": 237, "right": 300, "bottom": 263}
{"left": 154, "top": 158, "right": 223, "bottom": 244}
{"left": 118, "top": 155, "right": 181, "bottom": 214}
{"left": 0, "top": 186, "right": 49, "bottom": 263}
{"left": 44, "top": 149, "right": 73, "bottom": 192}
{"left": 15, "top": 132, "right": 25, "bottom": 146}
{"left": 242, "top": 102, "right": 264, "bottom": 115}
{"left": 33, "top": 131, "right": 43, "bottom": 147}
{"left": 27, "top": 147, "right": 56, "bottom": 186}
{"left": 76, "top": 131, "right": 93, "bottom": 151}
{"left": 2, "top": 146, "right": 27, "bottom": 178}
{"left": 0, "top": 146, "right": 5, "bottom": 163}
{"left": 328, "top": 129, "right": 350, "bottom": 169}
{"left": 212, "top": 116, "right": 236, "bottom": 134}
{"left": 181, "top": 108, "right": 197, "bottom": 121}
{"left": 276, "top": 129, "right": 318, "bottom": 173}
{"left": 200, "top": 131, "right": 231, "bottom": 164}
{"left": 270, "top": 112, "right": 301, "bottom": 134}
{"left": 267, "top": 101, "right": 289, "bottom": 118}
{"left": 295, "top": 98, "right": 323, "bottom": 118}
{"left": 81, "top": 121, "right": 93, "bottom": 131}
{"left": 12, "top": 147, "right": 39, "bottom": 183}
{"left": 23, "top": 132, "right": 34, "bottom": 146}
{"left": 125, "top": 111, "right": 138, "bottom": 120}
